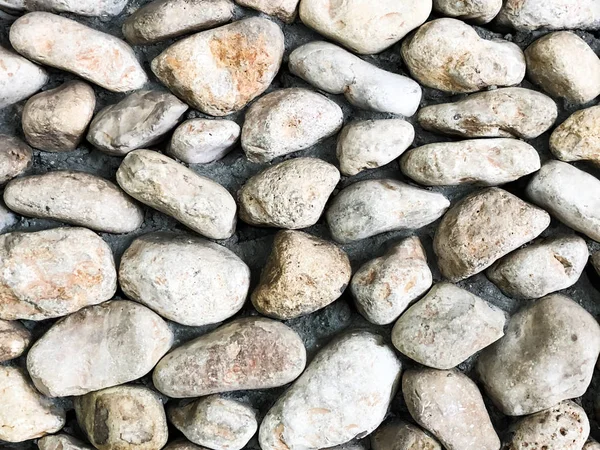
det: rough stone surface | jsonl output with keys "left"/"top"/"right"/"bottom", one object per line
{"left": 168, "top": 119, "right": 240, "bottom": 164}
{"left": 477, "top": 294, "right": 600, "bottom": 416}
{"left": 27, "top": 300, "right": 173, "bottom": 397}
{"left": 87, "top": 90, "right": 188, "bottom": 156}
{"left": 593, "top": 252, "right": 600, "bottom": 276}
{"left": 236, "top": 0, "right": 298, "bottom": 23}
{"left": 0, "top": 199, "right": 17, "bottom": 232}
{"left": 164, "top": 441, "right": 208, "bottom": 450}
{"left": 432, "top": 0, "right": 501, "bottom": 23}
{"left": 25, "top": 0, "right": 129, "bottom": 16}
{"left": 0, "top": 134, "right": 32, "bottom": 184}
{"left": 0, "top": 227, "right": 116, "bottom": 321}
{"left": 153, "top": 317, "right": 306, "bottom": 398}
{"left": 10, "top": 12, "right": 147, "bottom": 92}
{"left": 238, "top": 157, "right": 340, "bottom": 229}
{"left": 0, "top": 45, "right": 48, "bottom": 109}
{"left": 259, "top": 331, "right": 401, "bottom": 450}
{"left": 497, "top": 0, "right": 600, "bottom": 30}
{"left": 4, "top": 171, "right": 145, "bottom": 233}
{"left": 119, "top": 232, "right": 250, "bottom": 326}
{"left": 37, "top": 434, "right": 93, "bottom": 450}
{"left": 550, "top": 105, "right": 600, "bottom": 165}
{"left": 403, "top": 369, "right": 500, "bottom": 450}
{"left": 0, "top": 0, "right": 25, "bottom": 12}
{"left": 251, "top": 230, "right": 351, "bottom": 320}
{"left": 0, "top": 318, "right": 30, "bottom": 362}
{"left": 371, "top": 419, "right": 441, "bottom": 450}
{"left": 116, "top": 149, "right": 237, "bottom": 239}
{"left": 434, "top": 188, "right": 550, "bottom": 282}
{"left": 585, "top": 441, "right": 600, "bottom": 450}
{"left": 241, "top": 88, "right": 343, "bottom": 163}
{"left": 152, "top": 17, "right": 284, "bottom": 116}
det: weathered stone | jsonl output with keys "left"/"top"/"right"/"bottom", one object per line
{"left": 0, "top": 366, "right": 65, "bottom": 443}
{"left": 22, "top": 81, "right": 95, "bottom": 152}
{"left": 152, "top": 17, "right": 284, "bottom": 116}
{"left": 165, "top": 441, "right": 208, "bottom": 450}
{"left": 0, "top": 0, "right": 25, "bottom": 12}
{"left": 25, "top": 0, "right": 128, "bottom": 16}
{"left": 116, "top": 150, "right": 236, "bottom": 240}
{"left": 169, "top": 396, "right": 257, "bottom": 450}
{"left": 487, "top": 235, "right": 589, "bottom": 299}
{"left": 400, "top": 139, "right": 541, "bottom": 186}
{"left": 392, "top": 283, "right": 505, "bottom": 369}
{"left": 0, "top": 45, "right": 48, "bottom": 109}
{"left": 0, "top": 134, "right": 32, "bottom": 184}
{"left": 0, "top": 227, "right": 116, "bottom": 321}
{"left": 371, "top": 419, "right": 441, "bottom": 450}
{"left": 401, "top": 18, "right": 526, "bottom": 93}
{"left": 497, "top": 0, "right": 600, "bottom": 31}
{"left": 168, "top": 119, "right": 240, "bottom": 164}
{"left": 119, "top": 232, "right": 250, "bottom": 326}
{"left": 238, "top": 157, "right": 340, "bottom": 229}
{"left": 289, "top": 41, "right": 422, "bottom": 116}
{"left": 525, "top": 32, "right": 600, "bottom": 104}
{"left": 4, "top": 171, "right": 144, "bottom": 233}
{"left": 10, "top": 12, "right": 147, "bottom": 92}
{"left": 434, "top": 188, "right": 550, "bottom": 282}
{"left": 585, "top": 440, "right": 600, "bottom": 450}
{"left": 433, "top": 0, "right": 501, "bottom": 23}
{"left": 550, "top": 105, "right": 600, "bottom": 165}
{"left": 336, "top": 119, "right": 415, "bottom": 176}
{"left": 526, "top": 161, "right": 600, "bottom": 242}
{"left": 236, "top": 0, "right": 298, "bottom": 22}
{"left": 418, "top": 87, "right": 557, "bottom": 139}
{"left": 260, "top": 331, "right": 401, "bottom": 450}
{"left": 326, "top": 179, "right": 450, "bottom": 244}
{"left": 403, "top": 369, "right": 500, "bottom": 450}
{"left": 351, "top": 236, "right": 432, "bottom": 325}
{"left": 299, "top": 0, "right": 431, "bottom": 54}
{"left": 593, "top": 252, "right": 600, "bottom": 276}
{"left": 241, "top": 88, "right": 343, "bottom": 163}
{"left": 0, "top": 199, "right": 17, "bottom": 233}
{"left": 477, "top": 294, "right": 600, "bottom": 416}
{"left": 123, "top": 0, "right": 234, "bottom": 45}
{"left": 251, "top": 230, "right": 351, "bottom": 320}
{"left": 27, "top": 300, "right": 173, "bottom": 397}
{"left": 75, "top": 385, "right": 169, "bottom": 450}
{"left": 0, "top": 319, "right": 30, "bottom": 362}
{"left": 154, "top": 317, "right": 306, "bottom": 398}
{"left": 38, "top": 434, "right": 93, "bottom": 450}
{"left": 87, "top": 90, "right": 188, "bottom": 156}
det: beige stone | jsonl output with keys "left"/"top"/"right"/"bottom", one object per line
{"left": 550, "top": 105, "right": 600, "bottom": 165}
{"left": 236, "top": 0, "right": 298, "bottom": 22}
{"left": 585, "top": 441, "right": 600, "bottom": 450}
{"left": 497, "top": 0, "right": 600, "bottom": 31}
{"left": 0, "top": 134, "right": 32, "bottom": 185}
{"left": 164, "top": 441, "right": 208, "bottom": 450}
{"left": 0, "top": 45, "right": 48, "bottom": 109}
{"left": 0, "top": 319, "right": 30, "bottom": 362}
{"left": 25, "top": 0, "right": 128, "bottom": 16}
{"left": 168, "top": 119, "right": 240, "bottom": 164}
{"left": 371, "top": 419, "right": 441, "bottom": 450}
{"left": 38, "top": 434, "right": 93, "bottom": 450}
{"left": 433, "top": 0, "right": 501, "bottom": 23}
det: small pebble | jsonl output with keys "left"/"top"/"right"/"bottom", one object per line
{"left": 550, "top": 105, "right": 600, "bottom": 165}
{"left": 0, "top": 318, "right": 31, "bottom": 362}
{"left": 0, "top": 199, "right": 17, "bottom": 232}
{"left": 38, "top": 434, "right": 93, "bottom": 450}
{"left": 236, "top": 0, "right": 298, "bottom": 22}
{"left": 25, "top": 0, "right": 128, "bottom": 16}
{"left": 371, "top": 419, "right": 441, "bottom": 450}
{"left": 433, "top": 0, "right": 502, "bottom": 23}
{"left": 168, "top": 119, "right": 240, "bottom": 164}
{"left": 0, "top": 45, "right": 48, "bottom": 109}
{"left": 241, "top": 88, "right": 343, "bottom": 163}
{"left": 497, "top": 0, "right": 600, "bottom": 30}
{"left": 251, "top": 230, "right": 351, "bottom": 320}
{"left": 0, "top": 134, "right": 32, "bottom": 184}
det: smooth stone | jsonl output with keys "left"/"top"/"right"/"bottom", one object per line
{"left": 0, "top": 318, "right": 30, "bottom": 362}
{"left": 550, "top": 105, "right": 600, "bottom": 165}
{"left": 152, "top": 17, "right": 284, "bottom": 116}
{"left": 0, "top": 227, "right": 116, "bottom": 321}
{"left": 477, "top": 294, "right": 600, "bottom": 416}
{"left": 432, "top": 0, "right": 501, "bottom": 23}
{"left": 116, "top": 150, "right": 237, "bottom": 240}
{"left": 153, "top": 317, "right": 306, "bottom": 398}
{"left": 4, "top": 170, "right": 145, "bottom": 233}
{"left": 497, "top": 0, "right": 600, "bottom": 30}
{"left": 241, "top": 88, "right": 343, "bottom": 163}
{"left": 168, "top": 119, "right": 240, "bottom": 164}
{"left": 326, "top": 179, "right": 450, "bottom": 244}
{"left": 401, "top": 18, "right": 525, "bottom": 93}
{"left": 0, "top": 199, "right": 17, "bottom": 233}
{"left": 289, "top": 41, "right": 422, "bottom": 116}
{"left": 10, "top": 12, "right": 147, "bottom": 92}
{"left": 0, "top": 45, "right": 48, "bottom": 109}
{"left": 236, "top": 0, "right": 298, "bottom": 22}
{"left": 25, "top": 0, "right": 128, "bottom": 16}
{"left": 238, "top": 157, "right": 340, "bottom": 229}
{"left": 27, "top": 300, "right": 173, "bottom": 397}
{"left": 434, "top": 188, "right": 550, "bottom": 281}
{"left": 351, "top": 236, "right": 433, "bottom": 326}
{"left": 0, "top": 0, "right": 25, "bottom": 12}
{"left": 371, "top": 419, "right": 441, "bottom": 450}
{"left": 165, "top": 441, "right": 208, "bottom": 450}
{"left": 259, "top": 331, "right": 402, "bottom": 450}
{"left": 0, "top": 134, "right": 32, "bottom": 184}
{"left": 119, "top": 232, "right": 250, "bottom": 326}
{"left": 38, "top": 434, "right": 94, "bottom": 450}
{"left": 251, "top": 230, "right": 351, "bottom": 320}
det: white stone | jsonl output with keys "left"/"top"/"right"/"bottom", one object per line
{"left": 0, "top": 318, "right": 30, "bottom": 362}
{"left": 236, "top": 0, "right": 298, "bottom": 23}
{"left": 497, "top": 0, "right": 600, "bottom": 30}
{"left": 38, "top": 434, "right": 93, "bottom": 450}
{"left": 168, "top": 119, "right": 240, "bottom": 164}
{"left": 25, "top": 0, "right": 129, "bottom": 16}
{"left": 433, "top": 0, "right": 501, "bottom": 23}
{"left": 0, "top": 45, "right": 48, "bottom": 109}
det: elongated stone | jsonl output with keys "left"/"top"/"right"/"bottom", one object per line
{"left": 25, "top": 0, "right": 128, "bottom": 16}
{"left": 236, "top": 0, "right": 298, "bottom": 22}
{"left": 433, "top": 0, "right": 501, "bottom": 23}
{"left": 0, "top": 45, "right": 47, "bottom": 109}
{"left": 371, "top": 419, "right": 441, "bottom": 450}
{"left": 550, "top": 105, "right": 600, "bottom": 165}
{"left": 0, "top": 319, "right": 30, "bottom": 362}
{"left": 38, "top": 434, "right": 93, "bottom": 450}
{"left": 0, "top": 134, "right": 32, "bottom": 185}
{"left": 497, "top": 0, "right": 600, "bottom": 30}
{"left": 168, "top": 119, "right": 240, "bottom": 164}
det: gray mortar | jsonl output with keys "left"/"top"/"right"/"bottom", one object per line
{"left": 1, "top": 3, "right": 600, "bottom": 449}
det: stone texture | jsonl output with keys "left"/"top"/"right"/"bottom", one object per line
{"left": 27, "top": 300, "right": 173, "bottom": 397}
{"left": 0, "top": 45, "right": 48, "bottom": 109}
{"left": 241, "top": 88, "right": 343, "bottom": 163}
{"left": 351, "top": 236, "right": 433, "bottom": 325}
{"left": 119, "top": 232, "right": 250, "bottom": 326}
{"left": 0, "top": 0, "right": 25, "bottom": 12}
{"left": 116, "top": 150, "right": 237, "bottom": 240}
{"left": 326, "top": 179, "right": 450, "bottom": 244}
{"left": 236, "top": 0, "right": 298, "bottom": 22}
{"left": 0, "top": 227, "right": 116, "bottom": 321}
{"left": 585, "top": 441, "right": 600, "bottom": 450}
{"left": 477, "top": 294, "right": 600, "bottom": 416}
{"left": 434, "top": 188, "right": 550, "bottom": 281}
{"left": 10, "top": 12, "right": 147, "bottom": 92}
{"left": 403, "top": 369, "right": 500, "bottom": 450}
{"left": 0, "top": 134, "right": 32, "bottom": 184}
{"left": 371, "top": 419, "right": 441, "bottom": 450}
{"left": 87, "top": 90, "right": 188, "bottom": 156}
{"left": 4, "top": 171, "right": 145, "bottom": 233}
{"left": 593, "top": 252, "right": 600, "bottom": 276}
{"left": 260, "top": 331, "right": 402, "bottom": 450}
{"left": 497, "top": 0, "right": 600, "bottom": 31}
{"left": 164, "top": 441, "right": 208, "bottom": 450}
{"left": 433, "top": 0, "right": 501, "bottom": 23}
{"left": 154, "top": 317, "right": 306, "bottom": 398}
{"left": 401, "top": 18, "right": 526, "bottom": 93}
{"left": 25, "top": 0, "right": 129, "bottom": 16}
{"left": 0, "top": 199, "right": 17, "bottom": 233}
{"left": 550, "top": 105, "right": 600, "bottom": 165}
{"left": 238, "top": 157, "right": 340, "bottom": 229}
{"left": 38, "top": 434, "right": 93, "bottom": 450}
{"left": 168, "top": 119, "right": 240, "bottom": 164}
{"left": 251, "top": 230, "right": 351, "bottom": 320}
{"left": 152, "top": 17, "right": 284, "bottom": 116}
{"left": 0, "top": 318, "right": 30, "bottom": 362}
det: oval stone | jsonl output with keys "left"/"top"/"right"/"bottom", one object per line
{"left": 25, "top": 0, "right": 129, "bottom": 16}
{"left": 371, "top": 419, "right": 441, "bottom": 450}
{"left": 433, "top": 0, "right": 501, "bottom": 23}
{"left": 236, "top": 0, "right": 298, "bottom": 23}
{"left": 497, "top": 0, "right": 600, "bottom": 30}
{"left": 0, "top": 134, "right": 32, "bottom": 185}
{"left": 0, "top": 45, "right": 48, "bottom": 109}
{"left": 550, "top": 105, "right": 600, "bottom": 165}
{"left": 38, "top": 434, "right": 93, "bottom": 450}
{"left": 168, "top": 119, "right": 241, "bottom": 164}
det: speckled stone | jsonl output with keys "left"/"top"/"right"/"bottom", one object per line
{"left": 550, "top": 105, "right": 600, "bottom": 165}
{"left": 0, "top": 319, "right": 30, "bottom": 362}
{"left": 0, "top": 134, "right": 32, "bottom": 185}
{"left": 0, "top": 45, "right": 48, "bottom": 109}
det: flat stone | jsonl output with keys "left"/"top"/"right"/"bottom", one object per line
{"left": 168, "top": 119, "right": 240, "bottom": 164}
{"left": 550, "top": 105, "right": 600, "bottom": 165}
{"left": 371, "top": 419, "right": 441, "bottom": 450}
{"left": 0, "top": 45, "right": 48, "bottom": 109}
{"left": 0, "top": 318, "right": 30, "bottom": 362}
{"left": 236, "top": 0, "right": 298, "bottom": 22}
{"left": 497, "top": 0, "right": 600, "bottom": 30}
{"left": 433, "top": 0, "right": 502, "bottom": 23}
{"left": 25, "top": 0, "right": 128, "bottom": 16}
{"left": 0, "top": 134, "right": 32, "bottom": 185}
{"left": 38, "top": 434, "right": 94, "bottom": 450}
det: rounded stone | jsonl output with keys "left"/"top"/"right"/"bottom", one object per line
{"left": 236, "top": 0, "right": 298, "bottom": 23}
{"left": 0, "top": 318, "right": 30, "bottom": 362}
{"left": 168, "top": 119, "right": 241, "bottom": 164}
{"left": 371, "top": 419, "right": 441, "bottom": 450}
{"left": 550, "top": 105, "right": 600, "bottom": 165}
{"left": 25, "top": 0, "right": 128, "bottom": 16}
{"left": 432, "top": 0, "right": 502, "bottom": 23}
{"left": 0, "top": 134, "right": 32, "bottom": 185}
{"left": 0, "top": 199, "right": 17, "bottom": 233}
{"left": 497, "top": 0, "right": 600, "bottom": 30}
{"left": 0, "top": 45, "right": 48, "bottom": 109}
{"left": 38, "top": 434, "right": 93, "bottom": 450}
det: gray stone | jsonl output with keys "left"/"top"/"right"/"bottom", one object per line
{"left": 593, "top": 252, "right": 600, "bottom": 276}
{"left": 497, "top": 0, "right": 600, "bottom": 31}
{"left": 550, "top": 105, "right": 600, "bottom": 165}
{"left": 0, "top": 0, "right": 25, "bottom": 12}
{"left": 164, "top": 441, "right": 208, "bottom": 450}
{"left": 0, "top": 199, "right": 17, "bottom": 233}
{"left": 433, "top": 0, "right": 502, "bottom": 23}
{"left": 585, "top": 441, "right": 600, "bottom": 450}
{"left": 236, "top": 0, "right": 298, "bottom": 23}
{"left": 25, "top": 0, "right": 128, "bottom": 16}
{"left": 38, "top": 434, "right": 93, "bottom": 450}
{"left": 168, "top": 119, "right": 240, "bottom": 164}
{"left": 371, "top": 419, "right": 441, "bottom": 450}
{"left": 0, "top": 134, "right": 32, "bottom": 185}
{"left": 0, "top": 318, "right": 30, "bottom": 362}
{"left": 0, "top": 45, "right": 48, "bottom": 109}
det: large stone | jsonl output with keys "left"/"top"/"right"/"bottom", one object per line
{"left": 236, "top": 0, "right": 298, "bottom": 23}
{"left": 432, "top": 0, "right": 501, "bottom": 23}
{"left": 371, "top": 419, "right": 441, "bottom": 450}
{"left": 10, "top": 12, "right": 147, "bottom": 92}
{"left": 27, "top": 300, "right": 173, "bottom": 397}
{"left": 260, "top": 331, "right": 402, "bottom": 450}
{"left": 25, "top": 0, "right": 128, "bottom": 16}
{"left": 38, "top": 434, "right": 93, "bottom": 450}
{"left": 0, "top": 45, "right": 48, "bottom": 109}
{"left": 119, "top": 232, "right": 250, "bottom": 326}
{"left": 154, "top": 317, "right": 306, "bottom": 398}
{"left": 152, "top": 17, "right": 284, "bottom": 116}
{"left": 497, "top": 0, "right": 600, "bottom": 30}
{"left": 0, "top": 134, "right": 32, "bottom": 184}
{"left": 0, "top": 318, "right": 30, "bottom": 362}
{"left": 550, "top": 105, "right": 600, "bottom": 165}
{"left": 434, "top": 188, "right": 550, "bottom": 281}
{"left": 168, "top": 119, "right": 240, "bottom": 164}
{"left": 477, "top": 294, "right": 600, "bottom": 416}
